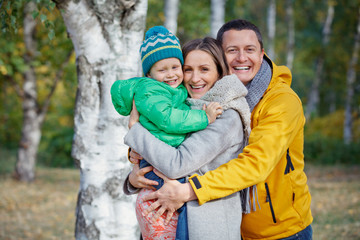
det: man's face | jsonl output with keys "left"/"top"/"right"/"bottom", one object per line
{"left": 222, "top": 29, "right": 264, "bottom": 85}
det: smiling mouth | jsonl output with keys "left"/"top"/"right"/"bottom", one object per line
{"left": 191, "top": 85, "right": 205, "bottom": 89}
{"left": 234, "top": 66, "right": 250, "bottom": 70}
{"left": 165, "top": 79, "right": 177, "bottom": 84}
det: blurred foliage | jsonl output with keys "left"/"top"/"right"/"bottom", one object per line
{"left": 304, "top": 110, "right": 360, "bottom": 164}
{"left": 0, "top": 0, "right": 360, "bottom": 171}
{"left": 0, "top": 1, "right": 75, "bottom": 170}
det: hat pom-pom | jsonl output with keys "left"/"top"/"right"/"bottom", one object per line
{"left": 145, "top": 26, "right": 170, "bottom": 40}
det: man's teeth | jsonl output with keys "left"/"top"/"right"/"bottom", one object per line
{"left": 235, "top": 66, "right": 250, "bottom": 70}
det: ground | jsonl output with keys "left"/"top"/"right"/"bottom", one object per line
{"left": 0, "top": 165, "right": 359, "bottom": 240}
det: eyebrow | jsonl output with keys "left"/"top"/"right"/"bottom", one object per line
{"left": 226, "top": 44, "right": 258, "bottom": 49}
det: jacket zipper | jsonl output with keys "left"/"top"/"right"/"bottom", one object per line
{"left": 265, "top": 182, "right": 277, "bottom": 223}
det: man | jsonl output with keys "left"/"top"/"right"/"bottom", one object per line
{"left": 129, "top": 19, "right": 313, "bottom": 239}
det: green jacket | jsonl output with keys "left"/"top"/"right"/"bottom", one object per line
{"left": 111, "top": 77, "right": 208, "bottom": 146}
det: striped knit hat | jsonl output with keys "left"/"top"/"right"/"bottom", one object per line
{"left": 140, "top": 26, "right": 184, "bottom": 76}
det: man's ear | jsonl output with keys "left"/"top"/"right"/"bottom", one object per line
{"left": 261, "top": 48, "right": 265, "bottom": 61}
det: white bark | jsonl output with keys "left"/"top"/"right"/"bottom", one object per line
{"left": 267, "top": 0, "right": 276, "bottom": 60}
{"left": 286, "top": 0, "right": 294, "bottom": 70}
{"left": 164, "top": 0, "right": 179, "bottom": 34}
{"left": 15, "top": 1, "right": 42, "bottom": 182}
{"left": 210, "top": 0, "right": 225, "bottom": 38}
{"left": 344, "top": 7, "right": 360, "bottom": 144}
{"left": 305, "top": 1, "right": 334, "bottom": 120}
{"left": 55, "top": 0, "right": 147, "bottom": 239}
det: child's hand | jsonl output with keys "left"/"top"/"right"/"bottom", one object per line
{"left": 128, "top": 100, "right": 140, "bottom": 129}
{"left": 204, "top": 102, "right": 223, "bottom": 124}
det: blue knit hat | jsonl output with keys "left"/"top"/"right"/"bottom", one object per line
{"left": 140, "top": 26, "right": 184, "bottom": 76}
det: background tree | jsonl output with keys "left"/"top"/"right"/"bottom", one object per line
{"left": 305, "top": 0, "right": 335, "bottom": 120}
{"left": 210, "top": 0, "right": 225, "bottom": 38}
{"left": 344, "top": 6, "right": 360, "bottom": 145}
{"left": 286, "top": 0, "right": 295, "bottom": 70}
{"left": 1, "top": 0, "right": 73, "bottom": 182}
{"left": 267, "top": 0, "right": 276, "bottom": 59}
{"left": 164, "top": 0, "right": 179, "bottom": 34}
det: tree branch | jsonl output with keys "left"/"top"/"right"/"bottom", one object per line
{"left": 39, "top": 49, "right": 73, "bottom": 120}
{"left": 4, "top": 74, "right": 25, "bottom": 99}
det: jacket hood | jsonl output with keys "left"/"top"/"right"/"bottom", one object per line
{"left": 264, "top": 54, "right": 292, "bottom": 90}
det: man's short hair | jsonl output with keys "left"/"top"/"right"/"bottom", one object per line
{"left": 216, "top": 19, "right": 263, "bottom": 49}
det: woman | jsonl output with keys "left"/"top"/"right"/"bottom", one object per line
{"left": 125, "top": 37, "right": 253, "bottom": 240}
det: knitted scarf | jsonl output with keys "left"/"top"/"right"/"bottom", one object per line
{"left": 186, "top": 74, "right": 255, "bottom": 214}
{"left": 242, "top": 59, "right": 272, "bottom": 213}
{"left": 186, "top": 74, "right": 251, "bottom": 145}
{"left": 245, "top": 60, "right": 272, "bottom": 112}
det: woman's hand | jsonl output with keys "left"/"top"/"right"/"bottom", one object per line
{"left": 128, "top": 163, "right": 159, "bottom": 190}
{"left": 143, "top": 169, "right": 197, "bottom": 225}
{"left": 128, "top": 100, "right": 140, "bottom": 129}
{"left": 129, "top": 149, "right": 143, "bottom": 164}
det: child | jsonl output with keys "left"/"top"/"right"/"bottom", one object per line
{"left": 111, "top": 26, "right": 222, "bottom": 240}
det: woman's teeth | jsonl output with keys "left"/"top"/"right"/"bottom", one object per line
{"left": 191, "top": 85, "right": 204, "bottom": 89}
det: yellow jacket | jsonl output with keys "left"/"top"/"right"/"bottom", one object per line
{"left": 189, "top": 56, "right": 313, "bottom": 239}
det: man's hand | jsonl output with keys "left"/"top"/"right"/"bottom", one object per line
{"left": 143, "top": 169, "right": 197, "bottom": 225}
{"left": 128, "top": 163, "right": 158, "bottom": 190}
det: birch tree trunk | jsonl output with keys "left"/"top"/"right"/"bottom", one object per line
{"left": 14, "top": 1, "right": 42, "bottom": 182}
{"left": 344, "top": 7, "right": 360, "bottom": 145}
{"left": 267, "top": 0, "right": 276, "bottom": 60}
{"left": 164, "top": 0, "right": 179, "bottom": 34}
{"left": 210, "top": 0, "right": 225, "bottom": 38}
{"left": 13, "top": 1, "right": 73, "bottom": 182}
{"left": 305, "top": 1, "right": 334, "bottom": 120}
{"left": 54, "top": 0, "right": 148, "bottom": 239}
{"left": 286, "top": 0, "right": 294, "bottom": 70}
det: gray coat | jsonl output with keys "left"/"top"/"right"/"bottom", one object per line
{"left": 124, "top": 74, "right": 251, "bottom": 240}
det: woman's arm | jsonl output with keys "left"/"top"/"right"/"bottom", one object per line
{"left": 124, "top": 109, "right": 243, "bottom": 179}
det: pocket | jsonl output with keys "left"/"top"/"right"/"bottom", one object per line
{"left": 265, "top": 182, "right": 277, "bottom": 223}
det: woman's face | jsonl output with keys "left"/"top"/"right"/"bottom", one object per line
{"left": 183, "top": 50, "right": 219, "bottom": 99}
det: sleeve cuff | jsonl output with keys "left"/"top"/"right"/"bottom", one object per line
{"left": 189, "top": 174, "right": 211, "bottom": 205}
{"left": 127, "top": 147, "right": 132, "bottom": 163}
{"left": 123, "top": 173, "right": 140, "bottom": 195}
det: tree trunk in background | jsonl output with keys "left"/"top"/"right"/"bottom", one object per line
{"left": 344, "top": 7, "right": 360, "bottom": 145}
{"left": 286, "top": 0, "right": 294, "bottom": 70}
{"left": 164, "top": 0, "right": 179, "bottom": 34}
{"left": 14, "top": 1, "right": 43, "bottom": 182}
{"left": 267, "top": 0, "right": 276, "bottom": 60}
{"left": 210, "top": 0, "right": 225, "bottom": 38}
{"left": 14, "top": 1, "right": 73, "bottom": 182}
{"left": 55, "top": 0, "right": 147, "bottom": 239}
{"left": 305, "top": 1, "right": 334, "bottom": 121}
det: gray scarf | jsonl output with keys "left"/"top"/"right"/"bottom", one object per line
{"left": 240, "top": 59, "right": 272, "bottom": 213}
{"left": 245, "top": 60, "right": 272, "bottom": 112}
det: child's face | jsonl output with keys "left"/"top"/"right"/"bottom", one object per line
{"left": 147, "top": 58, "right": 183, "bottom": 88}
